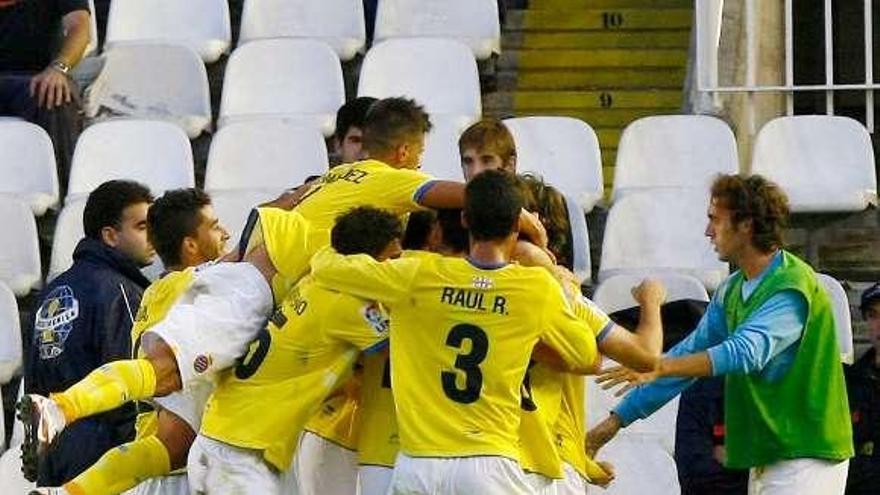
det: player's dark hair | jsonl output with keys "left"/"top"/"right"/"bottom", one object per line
{"left": 147, "top": 188, "right": 212, "bottom": 267}
{"left": 332, "top": 207, "right": 403, "bottom": 259}
{"left": 517, "top": 174, "right": 573, "bottom": 269}
{"left": 464, "top": 169, "right": 523, "bottom": 241}
{"left": 334, "top": 97, "right": 378, "bottom": 142}
{"left": 436, "top": 209, "right": 469, "bottom": 254}
{"left": 402, "top": 210, "right": 437, "bottom": 250}
{"left": 362, "top": 97, "right": 432, "bottom": 157}
{"left": 710, "top": 174, "right": 790, "bottom": 253}
{"left": 83, "top": 180, "right": 153, "bottom": 240}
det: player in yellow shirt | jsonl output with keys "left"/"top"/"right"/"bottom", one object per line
{"left": 187, "top": 207, "right": 402, "bottom": 494}
{"left": 310, "top": 170, "right": 604, "bottom": 494}
{"left": 28, "top": 189, "right": 230, "bottom": 495}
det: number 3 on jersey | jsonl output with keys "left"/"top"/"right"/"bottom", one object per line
{"left": 441, "top": 324, "right": 489, "bottom": 404}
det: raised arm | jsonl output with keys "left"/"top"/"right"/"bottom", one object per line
{"left": 594, "top": 279, "right": 665, "bottom": 372}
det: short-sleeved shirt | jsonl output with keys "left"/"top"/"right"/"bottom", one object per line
{"left": 310, "top": 248, "right": 600, "bottom": 460}
{"left": 0, "top": 0, "right": 88, "bottom": 71}
{"left": 199, "top": 274, "right": 389, "bottom": 472}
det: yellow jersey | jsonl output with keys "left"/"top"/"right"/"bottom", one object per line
{"left": 199, "top": 275, "right": 389, "bottom": 471}
{"left": 310, "top": 247, "right": 600, "bottom": 460}
{"left": 130, "top": 268, "right": 199, "bottom": 440}
{"left": 356, "top": 350, "right": 399, "bottom": 467}
{"left": 304, "top": 391, "right": 361, "bottom": 451}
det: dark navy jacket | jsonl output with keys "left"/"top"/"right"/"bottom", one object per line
{"left": 845, "top": 348, "right": 880, "bottom": 495}
{"left": 24, "top": 237, "right": 150, "bottom": 485}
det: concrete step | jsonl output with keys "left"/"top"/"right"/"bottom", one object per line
{"left": 514, "top": 108, "right": 681, "bottom": 127}
{"left": 500, "top": 68, "right": 687, "bottom": 90}
{"left": 512, "top": 89, "right": 683, "bottom": 110}
{"left": 508, "top": 9, "right": 692, "bottom": 31}
{"left": 529, "top": 0, "right": 692, "bottom": 9}
{"left": 500, "top": 48, "right": 688, "bottom": 70}
{"left": 503, "top": 29, "right": 690, "bottom": 50}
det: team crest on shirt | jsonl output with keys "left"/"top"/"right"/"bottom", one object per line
{"left": 471, "top": 276, "right": 494, "bottom": 291}
{"left": 361, "top": 303, "right": 390, "bottom": 335}
{"left": 34, "top": 286, "right": 80, "bottom": 360}
{"left": 193, "top": 354, "right": 213, "bottom": 374}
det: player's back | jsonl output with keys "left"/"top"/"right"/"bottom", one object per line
{"left": 199, "top": 275, "right": 388, "bottom": 472}
{"left": 389, "top": 254, "right": 589, "bottom": 460}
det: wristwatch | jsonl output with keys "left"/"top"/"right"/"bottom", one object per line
{"left": 50, "top": 59, "right": 71, "bottom": 75}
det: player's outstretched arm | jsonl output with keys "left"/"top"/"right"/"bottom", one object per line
{"left": 595, "top": 279, "right": 666, "bottom": 373}
{"left": 310, "top": 246, "right": 419, "bottom": 305}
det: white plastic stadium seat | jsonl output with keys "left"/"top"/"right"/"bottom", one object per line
{"left": 211, "top": 190, "right": 282, "bottom": 252}
{"left": 0, "top": 121, "right": 59, "bottom": 215}
{"left": 599, "top": 188, "right": 729, "bottom": 291}
{"left": 238, "top": 0, "right": 366, "bottom": 61}
{"left": 83, "top": 0, "right": 99, "bottom": 57}
{"left": 751, "top": 115, "right": 878, "bottom": 212}
{"left": 564, "top": 194, "right": 592, "bottom": 284}
{"left": 0, "top": 448, "right": 34, "bottom": 492}
{"left": 419, "top": 117, "right": 464, "bottom": 181}
{"left": 613, "top": 115, "right": 739, "bottom": 202}
{"left": 205, "top": 120, "right": 328, "bottom": 195}
{"left": 587, "top": 358, "right": 681, "bottom": 495}
{"left": 374, "top": 0, "right": 501, "bottom": 60}
{"left": 817, "top": 274, "right": 855, "bottom": 365}
{"left": 219, "top": 40, "right": 345, "bottom": 137}
{"left": 67, "top": 120, "right": 194, "bottom": 202}
{"left": 0, "top": 283, "right": 21, "bottom": 385}
{"left": 105, "top": 0, "right": 231, "bottom": 63}
{"left": 0, "top": 198, "right": 41, "bottom": 296}
{"left": 49, "top": 199, "right": 164, "bottom": 282}
{"left": 504, "top": 116, "right": 604, "bottom": 212}
{"left": 593, "top": 272, "right": 709, "bottom": 316}
{"left": 84, "top": 44, "right": 212, "bottom": 138}
{"left": 358, "top": 38, "right": 481, "bottom": 133}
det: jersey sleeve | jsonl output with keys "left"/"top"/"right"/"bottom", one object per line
{"left": 538, "top": 275, "right": 600, "bottom": 372}
{"left": 326, "top": 297, "right": 390, "bottom": 353}
{"left": 254, "top": 207, "right": 313, "bottom": 282}
{"left": 310, "top": 246, "right": 421, "bottom": 305}
{"left": 572, "top": 295, "right": 614, "bottom": 340}
{"left": 382, "top": 168, "right": 436, "bottom": 211}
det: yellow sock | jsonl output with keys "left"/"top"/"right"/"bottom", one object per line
{"left": 64, "top": 435, "right": 171, "bottom": 495}
{"left": 51, "top": 359, "right": 156, "bottom": 423}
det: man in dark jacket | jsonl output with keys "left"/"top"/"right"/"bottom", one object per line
{"left": 23, "top": 179, "right": 154, "bottom": 485}
{"left": 845, "top": 283, "right": 880, "bottom": 495}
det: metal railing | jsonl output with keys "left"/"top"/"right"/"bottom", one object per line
{"left": 695, "top": 0, "right": 880, "bottom": 132}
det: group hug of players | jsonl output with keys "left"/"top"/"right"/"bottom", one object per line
{"left": 19, "top": 97, "right": 671, "bottom": 495}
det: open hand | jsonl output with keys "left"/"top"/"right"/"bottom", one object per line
{"left": 30, "top": 67, "right": 73, "bottom": 110}
{"left": 596, "top": 364, "right": 658, "bottom": 397}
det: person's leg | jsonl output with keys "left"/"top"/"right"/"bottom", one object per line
{"left": 388, "top": 453, "right": 448, "bottom": 495}
{"left": 188, "top": 435, "right": 281, "bottom": 495}
{"left": 293, "top": 432, "right": 359, "bottom": 495}
{"left": 358, "top": 465, "right": 394, "bottom": 495}
{"left": 749, "top": 458, "right": 849, "bottom": 495}
{"left": 451, "top": 456, "right": 535, "bottom": 495}
{"left": 56, "top": 435, "right": 171, "bottom": 495}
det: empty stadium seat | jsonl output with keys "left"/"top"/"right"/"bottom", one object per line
{"left": 84, "top": 44, "right": 212, "bottom": 138}
{"left": 0, "top": 121, "right": 59, "bottom": 215}
{"left": 105, "top": 0, "right": 231, "bottom": 63}
{"left": 0, "top": 283, "right": 21, "bottom": 386}
{"left": 238, "top": 0, "right": 366, "bottom": 61}
{"left": 84, "top": 0, "right": 98, "bottom": 57}
{"left": 219, "top": 40, "right": 345, "bottom": 137}
{"left": 205, "top": 120, "right": 328, "bottom": 195}
{"left": 374, "top": 0, "right": 501, "bottom": 60}
{"left": 751, "top": 115, "right": 878, "bottom": 212}
{"left": 599, "top": 188, "right": 729, "bottom": 290}
{"left": 49, "top": 199, "right": 164, "bottom": 282}
{"left": 358, "top": 38, "right": 481, "bottom": 133}
{"left": 0, "top": 447, "right": 34, "bottom": 492}
{"left": 67, "top": 120, "right": 195, "bottom": 202}
{"left": 565, "top": 194, "right": 592, "bottom": 284}
{"left": 817, "top": 274, "right": 855, "bottom": 365}
{"left": 0, "top": 198, "right": 41, "bottom": 296}
{"left": 587, "top": 365, "right": 681, "bottom": 495}
{"left": 613, "top": 115, "right": 739, "bottom": 202}
{"left": 419, "top": 118, "right": 464, "bottom": 181}
{"left": 593, "top": 272, "right": 710, "bottom": 316}
{"left": 504, "top": 116, "right": 604, "bottom": 212}
{"left": 211, "top": 190, "right": 282, "bottom": 250}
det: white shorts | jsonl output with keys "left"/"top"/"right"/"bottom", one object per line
{"left": 748, "top": 458, "right": 848, "bottom": 495}
{"left": 359, "top": 465, "right": 393, "bottom": 495}
{"left": 524, "top": 471, "right": 556, "bottom": 495}
{"left": 152, "top": 378, "right": 213, "bottom": 432}
{"left": 187, "top": 435, "right": 280, "bottom": 495}
{"left": 148, "top": 262, "right": 272, "bottom": 389}
{"left": 124, "top": 473, "right": 189, "bottom": 495}
{"left": 555, "top": 463, "right": 587, "bottom": 495}
{"left": 285, "top": 431, "right": 358, "bottom": 495}
{"left": 390, "top": 453, "right": 534, "bottom": 495}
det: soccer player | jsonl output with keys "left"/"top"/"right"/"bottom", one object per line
{"left": 459, "top": 118, "right": 517, "bottom": 181}
{"left": 588, "top": 174, "right": 854, "bottom": 495}
{"left": 187, "top": 207, "right": 402, "bottom": 494}
{"left": 29, "top": 189, "right": 230, "bottom": 495}
{"left": 332, "top": 96, "right": 378, "bottom": 166}
{"left": 309, "top": 170, "right": 604, "bottom": 494}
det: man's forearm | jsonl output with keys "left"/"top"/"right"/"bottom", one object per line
{"left": 658, "top": 352, "right": 713, "bottom": 378}
{"left": 57, "top": 10, "right": 91, "bottom": 68}
{"left": 633, "top": 301, "right": 663, "bottom": 357}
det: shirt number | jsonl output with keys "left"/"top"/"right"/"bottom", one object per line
{"left": 234, "top": 327, "right": 271, "bottom": 379}
{"left": 441, "top": 324, "right": 489, "bottom": 404}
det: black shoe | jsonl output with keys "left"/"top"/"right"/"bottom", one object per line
{"left": 17, "top": 394, "right": 40, "bottom": 483}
